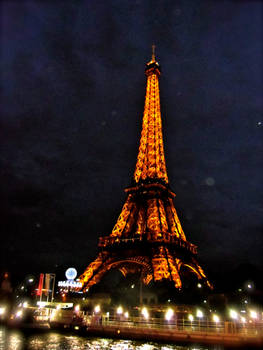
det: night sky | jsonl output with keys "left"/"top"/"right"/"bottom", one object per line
{"left": 1, "top": 1, "right": 262, "bottom": 285}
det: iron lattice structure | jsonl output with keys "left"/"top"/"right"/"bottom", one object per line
{"left": 79, "top": 53, "right": 212, "bottom": 292}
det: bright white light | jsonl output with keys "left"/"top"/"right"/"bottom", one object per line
{"left": 21, "top": 286, "right": 24, "bottom": 290}
{"left": 117, "top": 306, "right": 123, "bottom": 315}
{"left": 241, "top": 317, "right": 246, "bottom": 323}
{"left": 197, "top": 283, "right": 202, "bottom": 288}
{"left": 37, "top": 301, "right": 46, "bottom": 308}
{"left": 124, "top": 311, "right": 129, "bottom": 318}
{"left": 22, "top": 302, "right": 28, "bottom": 308}
{"left": 188, "top": 314, "right": 194, "bottom": 322}
{"left": 244, "top": 300, "right": 248, "bottom": 304}
{"left": 141, "top": 307, "right": 149, "bottom": 320}
{"left": 196, "top": 310, "right": 203, "bottom": 318}
{"left": 230, "top": 310, "right": 238, "bottom": 320}
{"left": 94, "top": 305, "right": 100, "bottom": 313}
{"left": 16, "top": 310, "right": 23, "bottom": 318}
{"left": 74, "top": 305, "right": 80, "bottom": 312}
{"left": 247, "top": 284, "right": 252, "bottom": 289}
{"left": 131, "top": 284, "right": 135, "bottom": 289}
{"left": 165, "top": 308, "right": 174, "bottom": 321}
{"left": 203, "top": 300, "right": 207, "bottom": 303}
{"left": 0, "top": 307, "right": 5, "bottom": 315}
{"left": 28, "top": 279, "right": 34, "bottom": 283}
{"left": 50, "top": 309, "right": 57, "bottom": 320}
{"left": 213, "top": 314, "right": 220, "bottom": 323}
{"left": 250, "top": 310, "right": 257, "bottom": 319}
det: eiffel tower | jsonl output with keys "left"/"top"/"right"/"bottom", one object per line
{"left": 79, "top": 48, "right": 212, "bottom": 292}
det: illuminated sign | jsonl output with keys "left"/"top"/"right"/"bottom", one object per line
{"left": 65, "top": 268, "right": 77, "bottom": 280}
{"left": 58, "top": 280, "right": 82, "bottom": 288}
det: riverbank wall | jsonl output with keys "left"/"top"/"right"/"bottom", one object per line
{"left": 86, "top": 324, "right": 263, "bottom": 348}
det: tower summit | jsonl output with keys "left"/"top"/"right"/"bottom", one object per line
{"left": 79, "top": 51, "right": 212, "bottom": 291}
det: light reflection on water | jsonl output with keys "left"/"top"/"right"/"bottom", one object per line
{"left": 0, "top": 327, "right": 223, "bottom": 350}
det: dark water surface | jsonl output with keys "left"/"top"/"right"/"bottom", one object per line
{"left": 0, "top": 327, "right": 224, "bottom": 350}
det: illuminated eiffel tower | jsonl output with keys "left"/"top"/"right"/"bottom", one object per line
{"left": 79, "top": 48, "right": 212, "bottom": 292}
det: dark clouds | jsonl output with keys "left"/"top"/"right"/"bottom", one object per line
{"left": 1, "top": 0, "right": 262, "bottom": 279}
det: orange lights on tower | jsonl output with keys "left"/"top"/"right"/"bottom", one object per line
{"left": 78, "top": 49, "right": 212, "bottom": 291}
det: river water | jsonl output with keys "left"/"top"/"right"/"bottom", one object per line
{"left": 0, "top": 327, "right": 224, "bottom": 350}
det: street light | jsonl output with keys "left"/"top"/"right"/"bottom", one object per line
{"left": 141, "top": 307, "right": 149, "bottom": 320}
{"left": 16, "top": 310, "right": 23, "bottom": 318}
{"left": 188, "top": 314, "right": 194, "bottom": 322}
{"left": 196, "top": 310, "right": 203, "bottom": 318}
{"left": 165, "top": 308, "right": 174, "bottom": 321}
{"left": 94, "top": 305, "right": 100, "bottom": 313}
{"left": 196, "top": 310, "right": 203, "bottom": 331}
{"left": 116, "top": 306, "right": 123, "bottom": 315}
{"left": 188, "top": 314, "right": 194, "bottom": 329}
{"left": 229, "top": 309, "right": 238, "bottom": 320}
{"left": 213, "top": 314, "right": 220, "bottom": 323}
{"left": 250, "top": 310, "right": 257, "bottom": 319}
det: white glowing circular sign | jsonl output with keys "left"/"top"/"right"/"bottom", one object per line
{"left": 65, "top": 268, "right": 77, "bottom": 280}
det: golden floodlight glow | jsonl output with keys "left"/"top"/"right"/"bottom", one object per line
{"left": 78, "top": 52, "right": 212, "bottom": 292}
{"left": 134, "top": 72, "right": 168, "bottom": 184}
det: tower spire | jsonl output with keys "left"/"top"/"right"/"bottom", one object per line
{"left": 152, "top": 44, "right": 156, "bottom": 62}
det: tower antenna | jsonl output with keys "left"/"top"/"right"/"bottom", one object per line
{"left": 152, "top": 44, "right": 156, "bottom": 61}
